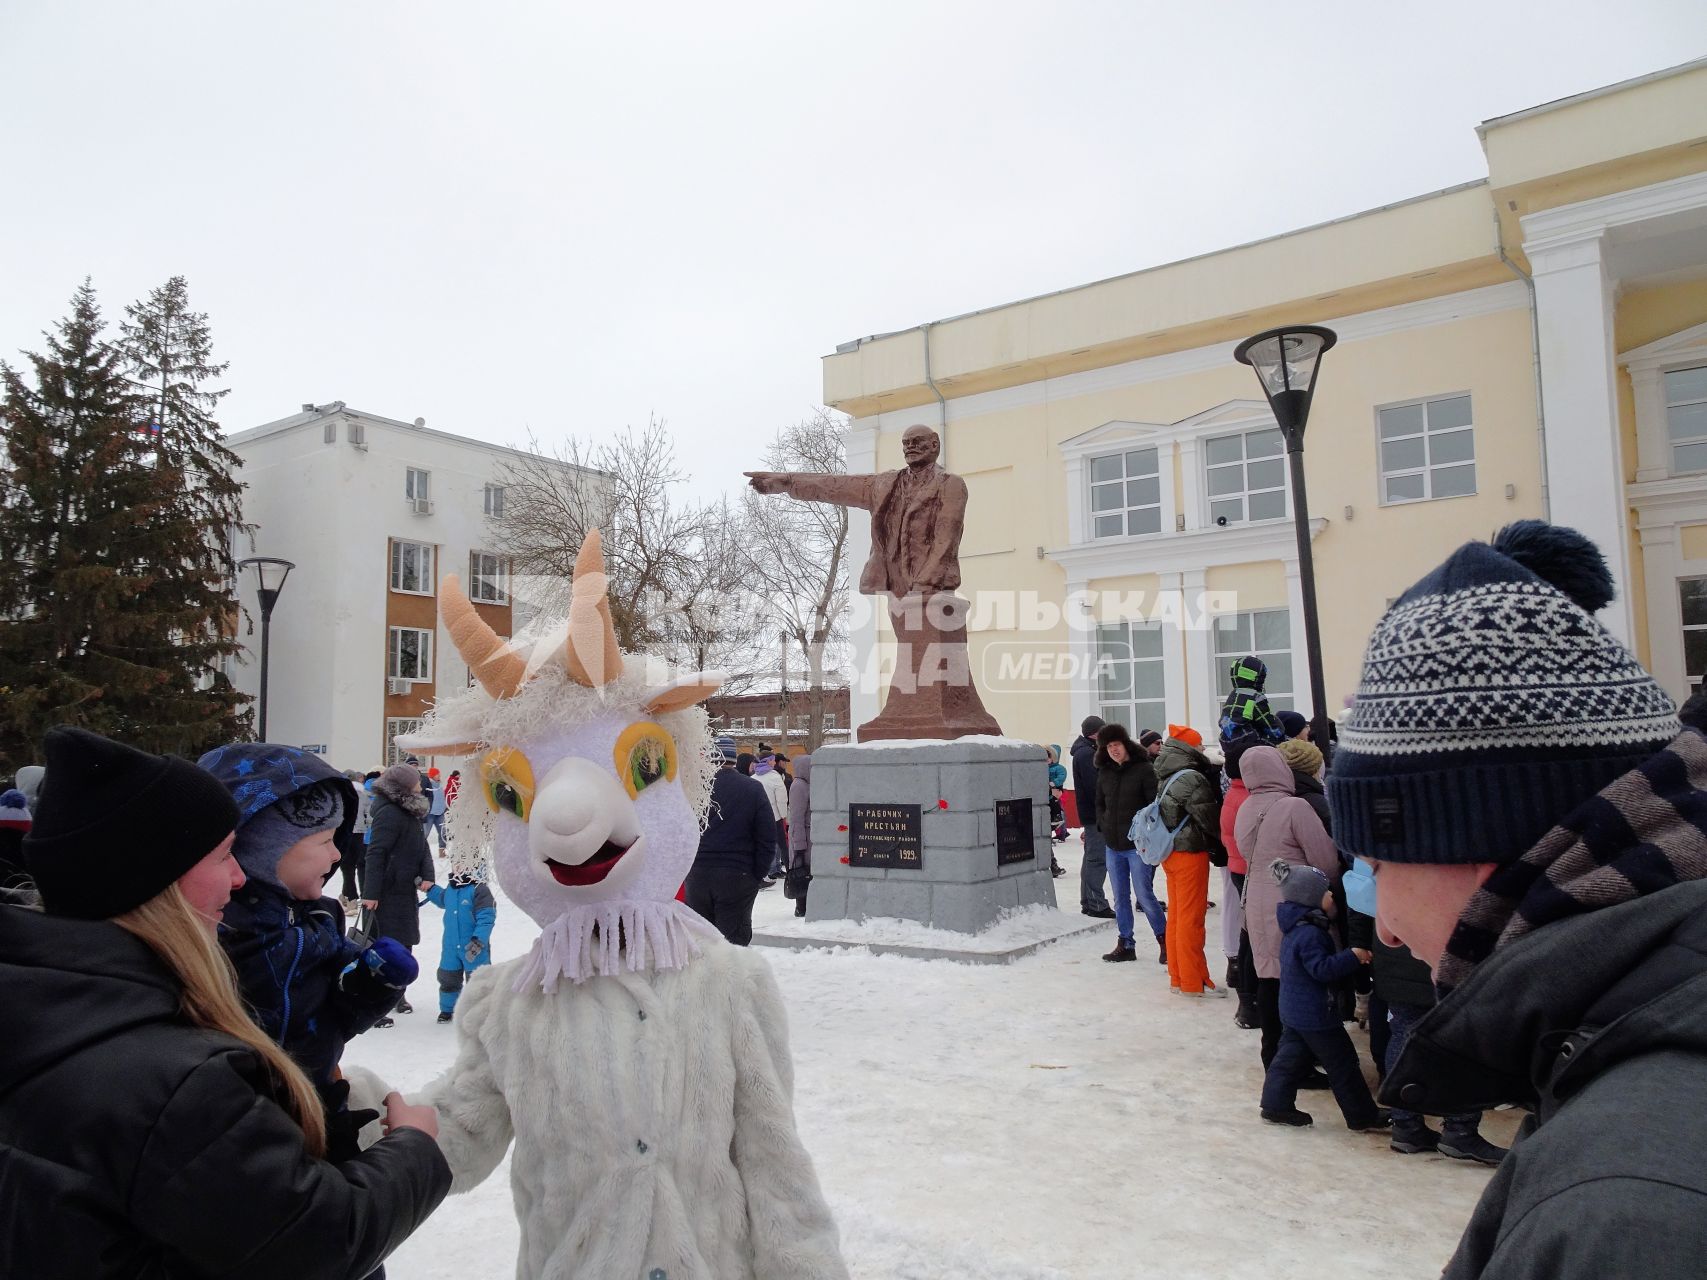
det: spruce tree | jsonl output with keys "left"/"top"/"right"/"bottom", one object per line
{"left": 0, "top": 280, "right": 249, "bottom": 773}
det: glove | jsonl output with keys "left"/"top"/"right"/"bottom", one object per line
{"left": 363, "top": 936, "right": 419, "bottom": 989}
{"left": 465, "top": 937, "right": 485, "bottom": 964}
{"left": 317, "top": 1078, "right": 382, "bottom": 1165}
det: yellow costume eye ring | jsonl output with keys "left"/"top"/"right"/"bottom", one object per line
{"left": 615, "top": 722, "right": 676, "bottom": 799}
{"left": 481, "top": 747, "right": 535, "bottom": 822}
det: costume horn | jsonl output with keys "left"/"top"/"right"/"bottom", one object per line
{"left": 442, "top": 573, "right": 527, "bottom": 698}
{"left": 564, "top": 529, "right": 624, "bottom": 688}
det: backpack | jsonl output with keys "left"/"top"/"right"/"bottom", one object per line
{"left": 1129, "top": 771, "right": 1190, "bottom": 867}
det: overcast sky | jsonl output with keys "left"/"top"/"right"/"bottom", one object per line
{"left": 2, "top": 2, "right": 1702, "bottom": 500}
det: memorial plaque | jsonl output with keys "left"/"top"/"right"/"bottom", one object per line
{"left": 847, "top": 803, "right": 924, "bottom": 869}
{"left": 995, "top": 797, "right": 1035, "bottom": 865}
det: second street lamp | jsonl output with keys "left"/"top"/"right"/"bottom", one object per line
{"left": 1233, "top": 325, "right": 1337, "bottom": 751}
{"left": 237, "top": 556, "right": 295, "bottom": 741}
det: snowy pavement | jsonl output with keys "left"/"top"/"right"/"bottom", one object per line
{"left": 345, "top": 842, "right": 1514, "bottom": 1279}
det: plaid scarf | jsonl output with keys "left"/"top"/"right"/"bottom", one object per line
{"left": 1437, "top": 728, "right": 1707, "bottom": 993}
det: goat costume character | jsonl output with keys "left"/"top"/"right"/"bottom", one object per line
{"left": 392, "top": 532, "right": 848, "bottom": 1280}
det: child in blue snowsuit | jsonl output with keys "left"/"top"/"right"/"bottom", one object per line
{"left": 425, "top": 869, "right": 496, "bottom": 1022}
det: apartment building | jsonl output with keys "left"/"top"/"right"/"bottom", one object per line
{"left": 227, "top": 402, "right": 596, "bottom": 768}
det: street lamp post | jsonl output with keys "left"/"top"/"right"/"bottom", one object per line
{"left": 1233, "top": 325, "right": 1338, "bottom": 751}
{"left": 237, "top": 556, "right": 295, "bottom": 741}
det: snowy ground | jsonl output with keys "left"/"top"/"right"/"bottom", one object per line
{"left": 344, "top": 841, "right": 1515, "bottom": 1279}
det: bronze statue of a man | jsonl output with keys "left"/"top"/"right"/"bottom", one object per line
{"left": 747, "top": 424, "right": 1002, "bottom": 742}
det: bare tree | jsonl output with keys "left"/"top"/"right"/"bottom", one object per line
{"left": 651, "top": 497, "right": 770, "bottom": 694}
{"left": 739, "top": 409, "right": 853, "bottom": 749}
{"left": 496, "top": 418, "right": 704, "bottom": 652}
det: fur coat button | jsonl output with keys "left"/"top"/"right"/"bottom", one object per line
{"left": 1398, "top": 1083, "right": 1426, "bottom": 1107}
{"left": 637, "top": 1139, "right": 649, "bottom": 1154}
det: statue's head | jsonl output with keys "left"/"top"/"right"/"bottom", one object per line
{"left": 901, "top": 425, "right": 941, "bottom": 467}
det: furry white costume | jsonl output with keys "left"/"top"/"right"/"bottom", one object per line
{"left": 398, "top": 533, "right": 848, "bottom": 1280}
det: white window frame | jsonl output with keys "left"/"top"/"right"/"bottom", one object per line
{"left": 405, "top": 467, "right": 431, "bottom": 501}
{"left": 1212, "top": 608, "right": 1295, "bottom": 713}
{"left": 1203, "top": 427, "right": 1288, "bottom": 527}
{"left": 390, "top": 539, "right": 435, "bottom": 595}
{"left": 483, "top": 483, "right": 506, "bottom": 517}
{"left": 388, "top": 626, "right": 433, "bottom": 682}
{"left": 385, "top": 718, "right": 423, "bottom": 767}
{"left": 1376, "top": 393, "right": 1477, "bottom": 505}
{"left": 1680, "top": 577, "right": 1707, "bottom": 694}
{"left": 468, "top": 551, "right": 510, "bottom": 605}
{"left": 322, "top": 420, "right": 336, "bottom": 444}
{"left": 1664, "top": 366, "right": 1707, "bottom": 477}
{"left": 1086, "top": 446, "right": 1163, "bottom": 540}
{"left": 731, "top": 717, "right": 747, "bottom": 730}
{"left": 823, "top": 712, "right": 839, "bottom": 731}
{"left": 1094, "top": 619, "right": 1168, "bottom": 735}
{"left": 347, "top": 419, "right": 365, "bottom": 446}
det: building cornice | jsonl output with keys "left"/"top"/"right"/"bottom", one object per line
{"left": 862, "top": 282, "right": 1527, "bottom": 434}
{"left": 1521, "top": 170, "right": 1707, "bottom": 259}
{"left": 1045, "top": 517, "right": 1328, "bottom": 581}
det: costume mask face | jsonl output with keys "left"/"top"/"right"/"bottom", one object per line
{"left": 400, "top": 531, "right": 723, "bottom": 989}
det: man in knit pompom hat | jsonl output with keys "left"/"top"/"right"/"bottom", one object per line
{"left": 1331, "top": 520, "right": 1706, "bottom": 1279}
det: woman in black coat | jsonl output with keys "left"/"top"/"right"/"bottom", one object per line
{"left": 3, "top": 727, "right": 450, "bottom": 1279}
{"left": 363, "top": 764, "right": 436, "bottom": 949}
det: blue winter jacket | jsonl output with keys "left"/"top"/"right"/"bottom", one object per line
{"left": 426, "top": 879, "right": 497, "bottom": 974}
{"left": 1276, "top": 900, "right": 1363, "bottom": 1032}
{"left": 218, "top": 883, "right": 401, "bottom": 1084}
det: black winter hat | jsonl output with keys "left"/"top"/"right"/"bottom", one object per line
{"left": 1095, "top": 723, "right": 1136, "bottom": 766}
{"left": 23, "top": 727, "right": 240, "bottom": 920}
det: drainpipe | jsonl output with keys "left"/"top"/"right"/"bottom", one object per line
{"left": 922, "top": 321, "right": 949, "bottom": 467}
{"left": 1494, "top": 204, "right": 1551, "bottom": 521}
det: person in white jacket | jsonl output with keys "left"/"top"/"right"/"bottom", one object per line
{"left": 382, "top": 534, "right": 849, "bottom": 1280}
{"left": 751, "top": 754, "right": 790, "bottom": 880}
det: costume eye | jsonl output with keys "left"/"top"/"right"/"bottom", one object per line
{"left": 614, "top": 721, "right": 676, "bottom": 799}
{"left": 480, "top": 747, "right": 535, "bottom": 822}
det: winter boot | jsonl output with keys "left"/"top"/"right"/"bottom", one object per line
{"left": 436, "top": 1011, "right": 453, "bottom": 1024}
{"left": 1103, "top": 940, "right": 1138, "bottom": 963}
{"left": 1156, "top": 936, "right": 1168, "bottom": 965}
{"left": 1348, "top": 1110, "right": 1393, "bottom": 1133}
{"left": 1081, "top": 904, "right": 1117, "bottom": 920}
{"left": 1234, "top": 992, "right": 1260, "bottom": 1030}
{"left": 1390, "top": 1117, "right": 1441, "bottom": 1154}
{"left": 396, "top": 998, "right": 413, "bottom": 1015}
{"left": 1439, "top": 1122, "right": 1508, "bottom": 1166}
{"left": 1261, "top": 1108, "right": 1313, "bottom": 1128}
{"left": 373, "top": 1015, "right": 395, "bottom": 1029}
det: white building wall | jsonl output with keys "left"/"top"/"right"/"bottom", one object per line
{"left": 228, "top": 405, "right": 592, "bottom": 770}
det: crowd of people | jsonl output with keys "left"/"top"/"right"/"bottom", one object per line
{"left": 4, "top": 520, "right": 1707, "bottom": 1277}
{"left": 1067, "top": 660, "right": 1509, "bottom": 1155}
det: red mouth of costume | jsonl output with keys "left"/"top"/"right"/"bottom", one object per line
{"left": 545, "top": 838, "right": 634, "bottom": 887}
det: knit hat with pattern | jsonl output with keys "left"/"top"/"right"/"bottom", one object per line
{"left": 1329, "top": 521, "right": 1678, "bottom": 865}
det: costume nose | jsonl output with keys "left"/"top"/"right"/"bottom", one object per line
{"left": 528, "top": 757, "right": 636, "bottom": 864}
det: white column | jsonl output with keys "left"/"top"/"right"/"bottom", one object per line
{"left": 1524, "top": 226, "right": 1635, "bottom": 642}
{"left": 1159, "top": 570, "right": 1189, "bottom": 728}
{"left": 1177, "top": 436, "right": 1204, "bottom": 531}
{"left": 1066, "top": 577, "right": 1096, "bottom": 730}
{"left": 1638, "top": 521, "right": 1686, "bottom": 701}
{"left": 843, "top": 419, "right": 882, "bottom": 731}
{"left": 1181, "top": 567, "right": 1215, "bottom": 732}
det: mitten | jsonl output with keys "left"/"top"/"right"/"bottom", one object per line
{"left": 465, "top": 937, "right": 485, "bottom": 964}
{"left": 363, "top": 936, "right": 419, "bottom": 988}
{"left": 317, "top": 1078, "right": 382, "bottom": 1165}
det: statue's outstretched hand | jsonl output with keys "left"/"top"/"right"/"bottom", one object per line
{"left": 745, "top": 471, "right": 791, "bottom": 495}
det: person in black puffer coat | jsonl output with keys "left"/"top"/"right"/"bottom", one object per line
{"left": 1095, "top": 723, "right": 1165, "bottom": 963}
{"left": 364, "top": 764, "right": 436, "bottom": 1018}
{"left": 1070, "top": 717, "right": 1113, "bottom": 918}
{"left": 4, "top": 727, "right": 450, "bottom": 1280}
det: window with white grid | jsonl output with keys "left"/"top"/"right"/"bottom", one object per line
{"left": 1377, "top": 394, "right": 1476, "bottom": 503}
{"left": 484, "top": 483, "right": 506, "bottom": 517}
{"left": 388, "top": 627, "right": 433, "bottom": 682}
{"left": 1088, "top": 447, "right": 1162, "bottom": 539}
{"left": 406, "top": 467, "right": 431, "bottom": 501}
{"left": 1205, "top": 428, "right": 1286, "bottom": 525}
{"left": 390, "top": 540, "right": 434, "bottom": 594}
{"left": 1213, "top": 609, "right": 1293, "bottom": 713}
{"left": 1096, "top": 620, "right": 1167, "bottom": 734}
{"left": 1681, "top": 578, "right": 1707, "bottom": 692}
{"left": 1666, "top": 367, "right": 1707, "bottom": 475}
{"left": 385, "top": 718, "right": 423, "bottom": 767}
{"left": 468, "top": 551, "right": 510, "bottom": 605}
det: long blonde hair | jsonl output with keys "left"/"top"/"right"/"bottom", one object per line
{"left": 114, "top": 884, "right": 328, "bottom": 1158}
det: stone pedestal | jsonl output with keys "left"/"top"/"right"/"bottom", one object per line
{"left": 857, "top": 593, "right": 1002, "bottom": 742}
{"left": 802, "top": 738, "right": 1058, "bottom": 934}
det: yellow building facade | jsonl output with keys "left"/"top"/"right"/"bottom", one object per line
{"left": 822, "top": 59, "right": 1707, "bottom": 748}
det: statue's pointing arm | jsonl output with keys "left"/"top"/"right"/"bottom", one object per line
{"left": 747, "top": 472, "right": 877, "bottom": 512}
